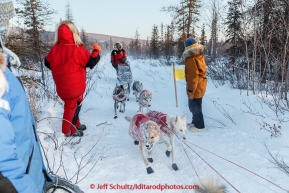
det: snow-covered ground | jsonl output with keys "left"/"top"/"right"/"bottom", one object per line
{"left": 37, "top": 54, "right": 289, "bottom": 193}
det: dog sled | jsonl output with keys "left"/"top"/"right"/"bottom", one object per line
{"left": 117, "top": 64, "right": 133, "bottom": 84}
{"left": 117, "top": 63, "right": 133, "bottom": 99}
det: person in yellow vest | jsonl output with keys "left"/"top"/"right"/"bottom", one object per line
{"left": 183, "top": 37, "right": 207, "bottom": 132}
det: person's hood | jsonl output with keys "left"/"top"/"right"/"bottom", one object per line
{"left": 182, "top": 44, "right": 205, "bottom": 61}
{"left": 54, "top": 21, "right": 83, "bottom": 45}
{"left": 57, "top": 24, "right": 75, "bottom": 44}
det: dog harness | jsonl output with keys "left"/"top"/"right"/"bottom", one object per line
{"left": 129, "top": 114, "right": 150, "bottom": 143}
{"left": 112, "top": 94, "right": 126, "bottom": 102}
{"left": 138, "top": 90, "right": 151, "bottom": 107}
{"left": 146, "top": 111, "right": 171, "bottom": 135}
{"left": 112, "top": 86, "right": 127, "bottom": 102}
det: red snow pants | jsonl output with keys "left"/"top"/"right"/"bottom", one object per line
{"left": 62, "top": 95, "right": 83, "bottom": 135}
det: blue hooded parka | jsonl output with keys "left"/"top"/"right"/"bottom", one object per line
{"left": 0, "top": 52, "right": 51, "bottom": 193}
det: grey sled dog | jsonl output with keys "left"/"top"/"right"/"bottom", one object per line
{"left": 137, "top": 89, "right": 152, "bottom": 113}
{"left": 132, "top": 80, "right": 143, "bottom": 102}
{"left": 125, "top": 113, "right": 160, "bottom": 174}
{"left": 113, "top": 83, "right": 128, "bottom": 119}
{"left": 146, "top": 110, "right": 186, "bottom": 171}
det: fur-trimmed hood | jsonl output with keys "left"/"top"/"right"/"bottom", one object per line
{"left": 54, "top": 20, "right": 83, "bottom": 46}
{"left": 183, "top": 44, "right": 207, "bottom": 99}
{"left": 182, "top": 44, "right": 205, "bottom": 61}
{"left": 0, "top": 52, "right": 8, "bottom": 98}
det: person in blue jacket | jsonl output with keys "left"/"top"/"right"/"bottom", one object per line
{"left": 0, "top": 0, "right": 51, "bottom": 192}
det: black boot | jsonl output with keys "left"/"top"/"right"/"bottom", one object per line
{"left": 77, "top": 124, "right": 86, "bottom": 131}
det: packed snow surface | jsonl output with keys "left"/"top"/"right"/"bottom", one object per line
{"left": 38, "top": 55, "right": 289, "bottom": 193}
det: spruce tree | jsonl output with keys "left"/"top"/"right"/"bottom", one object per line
{"left": 224, "top": 0, "right": 243, "bottom": 66}
{"left": 200, "top": 24, "right": 206, "bottom": 45}
{"left": 160, "top": 23, "right": 164, "bottom": 56}
{"left": 163, "top": 25, "right": 174, "bottom": 64}
{"left": 210, "top": 4, "right": 218, "bottom": 59}
{"left": 133, "top": 28, "right": 141, "bottom": 59}
{"left": 176, "top": 35, "right": 184, "bottom": 60}
{"left": 15, "top": 0, "right": 54, "bottom": 84}
{"left": 128, "top": 29, "right": 141, "bottom": 59}
{"left": 162, "top": 0, "right": 201, "bottom": 37}
{"left": 80, "top": 27, "right": 89, "bottom": 49}
{"left": 142, "top": 37, "right": 150, "bottom": 58}
{"left": 149, "top": 25, "right": 160, "bottom": 59}
{"left": 65, "top": 2, "right": 73, "bottom": 21}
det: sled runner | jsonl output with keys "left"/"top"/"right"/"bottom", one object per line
{"left": 43, "top": 175, "right": 83, "bottom": 193}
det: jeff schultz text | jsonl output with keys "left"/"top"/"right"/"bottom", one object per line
{"left": 95, "top": 183, "right": 199, "bottom": 190}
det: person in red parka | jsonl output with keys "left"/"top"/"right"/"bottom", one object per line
{"left": 45, "top": 20, "right": 101, "bottom": 137}
{"left": 111, "top": 42, "right": 127, "bottom": 72}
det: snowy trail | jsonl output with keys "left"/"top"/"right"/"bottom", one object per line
{"left": 38, "top": 55, "right": 289, "bottom": 193}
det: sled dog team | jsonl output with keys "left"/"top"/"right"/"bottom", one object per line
{"left": 113, "top": 80, "right": 152, "bottom": 118}
{"left": 113, "top": 80, "right": 226, "bottom": 193}
{"left": 113, "top": 80, "right": 186, "bottom": 172}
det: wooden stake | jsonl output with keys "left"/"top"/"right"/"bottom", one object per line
{"left": 173, "top": 63, "right": 178, "bottom": 107}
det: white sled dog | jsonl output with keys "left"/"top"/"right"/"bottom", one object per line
{"left": 125, "top": 113, "right": 160, "bottom": 174}
{"left": 146, "top": 110, "right": 187, "bottom": 171}
{"left": 138, "top": 90, "right": 152, "bottom": 113}
{"left": 196, "top": 175, "right": 227, "bottom": 193}
{"left": 113, "top": 83, "right": 128, "bottom": 119}
{"left": 132, "top": 80, "right": 143, "bottom": 102}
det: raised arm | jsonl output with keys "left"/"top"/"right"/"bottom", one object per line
{"left": 85, "top": 43, "right": 101, "bottom": 69}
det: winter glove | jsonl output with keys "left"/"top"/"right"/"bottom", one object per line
{"left": 121, "top": 56, "right": 127, "bottom": 64}
{"left": 92, "top": 43, "right": 101, "bottom": 51}
{"left": 91, "top": 50, "right": 99, "bottom": 58}
{"left": 111, "top": 60, "right": 117, "bottom": 69}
